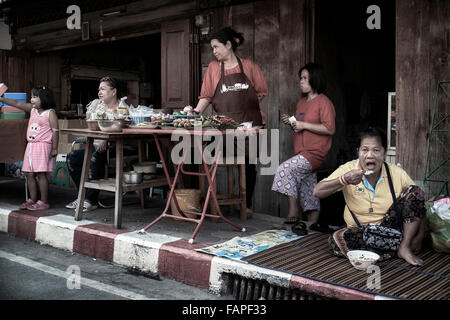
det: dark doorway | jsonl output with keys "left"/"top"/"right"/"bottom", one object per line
{"left": 315, "top": 0, "right": 395, "bottom": 159}
{"left": 61, "top": 33, "right": 162, "bottom": 108}
{"left": 314, "top": 0, "right": 395, "bottom": 227}
{"left": 70, "top": 79, "right": 98, "bottom": 108}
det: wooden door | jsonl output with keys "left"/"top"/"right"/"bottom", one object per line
{"left": 0, "top": 50, "right": 32, "bottom": 94}
{"left": 161, "top": 19, "right": 191, "bottom": 109}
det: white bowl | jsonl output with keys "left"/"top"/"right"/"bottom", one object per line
{"left": 347, "top": 250, "right": 380, "bottom": 270}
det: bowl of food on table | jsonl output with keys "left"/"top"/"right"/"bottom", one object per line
{"left": 98, "top": 119, "right": 131, "bottom": 132}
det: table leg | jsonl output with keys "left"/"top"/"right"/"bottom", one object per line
{"left": 114, "top": 139, "right": 124, "bottom": 229}
{"left": 137, "top": 139, "right": 146, "bottom": 208}
{"left": 141, "top": 149, "right": 187, "bottom": 232}
{"left": 75, "top": 137, "right": 93, "bottom": 221}
{"left": 239, "top": 163, "right": 247, "bottom": 221}
{"left": 152, "top": 133, "right": 172, "bottom": 188}
{"left": 227, "top": 165, "right": 234, "bottom": 216}
{"left": 200, "top": 150, "right": 244, "bottom": 232}
{"left": 140, "top": 133, "right": 245, "bottom": 243}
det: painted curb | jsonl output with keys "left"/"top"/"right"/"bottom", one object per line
{"left": 36, "top": 214, "right": 93, "bottom": 251}
{"left": 0, "top": 207, "right": 377, "bottom": 300}
{"left": 113, "top": 231, "right": 181, "bottom": 275}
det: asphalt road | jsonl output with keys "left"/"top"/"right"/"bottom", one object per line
{"left": 0, "top": 232, "right": 231, "bottom": 301}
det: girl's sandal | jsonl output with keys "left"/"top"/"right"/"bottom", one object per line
{"left": 27, "top": 200, "right": 50, "bottom": 211}
{"left": 19, "top": 199, "right": 35, "bottom": 210}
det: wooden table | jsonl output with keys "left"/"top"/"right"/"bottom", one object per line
{"left": 122, "top": 127, "right": 258, "bottom": 242}
{"left": 59, "top": 128, "right": 170, "bottom": 229}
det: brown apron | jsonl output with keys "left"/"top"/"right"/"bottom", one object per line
{"left": 211, "top": 57, "right": 262, "bottom": 126}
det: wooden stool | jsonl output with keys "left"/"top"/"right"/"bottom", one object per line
{"left": 199, "top": 156, "right": 247, "bottom": 221}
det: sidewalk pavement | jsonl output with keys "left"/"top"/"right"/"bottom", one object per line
{"left": 0, "top": 178, "right": 381, "bottom": 300}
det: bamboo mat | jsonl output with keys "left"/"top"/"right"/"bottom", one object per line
{"left": 242, "top": 233, "right": 450, "bottom": 300}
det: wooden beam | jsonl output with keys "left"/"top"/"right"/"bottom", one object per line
{"left": 13, "top": 1, "right": 196, "bottom": 52}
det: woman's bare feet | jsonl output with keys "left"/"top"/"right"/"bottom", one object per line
{"left": 398, "top": 244, "right": 423, "bottom": 266}
{"left": 410, "top": 238, "right": 423, "bottom": 254}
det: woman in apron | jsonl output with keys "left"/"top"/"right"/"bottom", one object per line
{"left": 194, "top": 27, "right": 269, "bottom": 217}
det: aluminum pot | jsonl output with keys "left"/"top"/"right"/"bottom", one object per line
{"left": 123, "top": 171, "right": 142, "bottom": 184}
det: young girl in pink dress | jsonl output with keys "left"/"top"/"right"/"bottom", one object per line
{"left": 0, "top": 86, "right": 59, "bottom": 210}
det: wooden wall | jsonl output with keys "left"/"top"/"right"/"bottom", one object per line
{"left": 0, "top": 50, "right": 32, "bottom": 95}
{"left": 396, "top": 0, "right": 450, "bottom": 197}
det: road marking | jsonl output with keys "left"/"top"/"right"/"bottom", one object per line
{"left": 0, "top": 250, "right": 155, "bottom": 300}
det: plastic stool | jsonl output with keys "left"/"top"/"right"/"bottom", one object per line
{"left": 149, "top": 187, "right": 165, "bottom": 199}
{"left": 52, "top": 154, "right": 71, "bottom": 187}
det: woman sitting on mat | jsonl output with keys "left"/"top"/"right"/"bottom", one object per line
{"left": 313, "top": 127, "right": 427, "bottom": 266}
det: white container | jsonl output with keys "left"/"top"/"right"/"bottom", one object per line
{"left": 288, "top": 116, "right": 296, "bottom": 124}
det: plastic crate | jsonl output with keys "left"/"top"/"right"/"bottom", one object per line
{"left": 0, "top": 92, "right": 27, "bottom": 107}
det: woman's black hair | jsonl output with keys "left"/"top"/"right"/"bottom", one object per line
{"left": 358, "top": 127, "right": 387, "bottom": 150}
{"left": 298, "top": 63, "right": 327, "bottom": 94}
{"left": 100, "top": 76, "right": 126, "bottom": 98}
{"left": 210, "top": 27, "right": 245, "bottom": 52}
{"left": 31, "top": 86, "right": 56, "bottom": 110}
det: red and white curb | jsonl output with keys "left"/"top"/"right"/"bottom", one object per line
{"left": 0, "top": 206, "right": 382, "bottom": 300}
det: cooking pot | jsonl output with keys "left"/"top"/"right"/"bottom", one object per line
{"left": 123, "top": 171, "right": 142, "bottom": 184}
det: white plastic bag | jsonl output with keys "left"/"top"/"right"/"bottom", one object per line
{"left": 86, "top": 99, "right": 106, "bottom": 120}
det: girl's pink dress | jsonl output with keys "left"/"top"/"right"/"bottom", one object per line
{"left": 21, "top": 108, "right": 54, "bottom": 173}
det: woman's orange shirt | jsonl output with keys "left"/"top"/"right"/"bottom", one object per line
{"left": 199, "top": 59, "right": 268, "bottom": 101}
{"left": 293, "top": 94, "right": 336, "bottom": 172}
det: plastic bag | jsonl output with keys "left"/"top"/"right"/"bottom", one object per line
{"left": 86, "top": 97, "right": 131, "bottom": 120}
{"left": 426, "top": 196, "right": 450, "bottom": 253}
{"left": 128, "top": 104, "right": 154, "bottom": 116}
{"left": 86, "top": 99, "right": 106, "bottom": 120}
{"left": 116, "top": 97, "right": 130, "bottom": 119}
